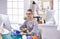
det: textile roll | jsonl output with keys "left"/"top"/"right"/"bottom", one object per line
{"left": 32, "top": 36, "right": 38, "bottom": 39}
{"left": 27, "top": 36, "right": 32, "bottom": 39}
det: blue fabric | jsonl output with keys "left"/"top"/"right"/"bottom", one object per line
{"left": 12, "top": 30, "right": 20, "bottom": 36}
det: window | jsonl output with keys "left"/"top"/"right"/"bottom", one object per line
{"left": 54, "top": 0, "right": 60, "bottom": 30}
{"left": 7, "top": 0, "right": 24, "bottom": 26}
{"left": 58, "top": 0, "right": 60, "bottom": 30}
{"left": 54, "top": 0, "right": 59, "bottom": 25}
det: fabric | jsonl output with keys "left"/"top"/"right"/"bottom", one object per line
{"left": 30, "top": 3, "right": 38, "bottom": 16}
{"left": 2, "top": 33, "right": 41, "bottom": 39}
{"left": 27, "top": 36, "right": 32, "bottom": 39}
{"left": 0, "top": 14, "right": 11, "bottom": 31}
{"left": 0, "top": 23, "right": 4, "bottom": 34}
{"left": 2, "top": 33, "right": 22, "bottom": 39}
{"left": 46, "top": 10, "right": 55, "bottom": 24}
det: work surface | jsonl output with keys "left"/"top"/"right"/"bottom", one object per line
{"left": 38, "top": 24, "right": 60, "bottom": 39}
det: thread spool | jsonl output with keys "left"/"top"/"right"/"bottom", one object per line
{"left": 18, "top": 35, "right": 22, "bottom": 39}
{"left": 32, "top": 36, "right": 38, "bottom": 39}
{"left": 22, "top": 35, "right": 27, "bottom": 39}
{"left": 27, "top": 36, "right": 32, "bottom": 39}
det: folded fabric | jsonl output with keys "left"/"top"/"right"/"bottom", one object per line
{"left": 11, "top": 30, "right": 20, "bottom": 37}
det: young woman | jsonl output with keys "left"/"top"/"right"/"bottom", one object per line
{"left": 20, "top": 9, "right": 41, "bottom": 39}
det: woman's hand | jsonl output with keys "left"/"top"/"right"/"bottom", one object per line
{"left": 27, "top": 32, "right": 32, "bottom": 35}
{"left": 21, "top": 28, "right": 28, "bottom": 31}
{"left": 21, "top": 28, "right": 29, "bottom": 33}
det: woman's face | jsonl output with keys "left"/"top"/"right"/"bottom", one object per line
{"left": 26, "top": 11, "right": 33, "bottom": 19}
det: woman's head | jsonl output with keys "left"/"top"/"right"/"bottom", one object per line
{"left": 32, "top": 1, "right": 36, "bottom": 4}
{"left": 26, "top": 9, "right": 33, "bottom": 19}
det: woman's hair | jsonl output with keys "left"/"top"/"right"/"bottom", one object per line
{"left": 27, "top": 9, "right": 32, "bottom": 12}
{"left": 27, "top": 9, "right": 33, "bottom": 14}
{"left": 32, "top": 1, "right": 36, "bottom": 4}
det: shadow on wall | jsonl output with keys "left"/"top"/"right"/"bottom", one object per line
{"left": 0, "top": 0, "right": 7, "bottom": 14}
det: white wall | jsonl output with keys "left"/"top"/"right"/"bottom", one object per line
{"left": 0, "top": 0, "right": 7, "bottom": 14}
{"left": 24, "top": 0, "right": 30, "bottom": 16}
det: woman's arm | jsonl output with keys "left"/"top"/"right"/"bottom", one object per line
{"left": 31, "top": 21, "right": 38, "bottom": 36}
{"left": 0, "top": 34, "right": 2, "bottom": 39}
{"left": 20, "top": 21, "right": 27, "bottom": 30}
